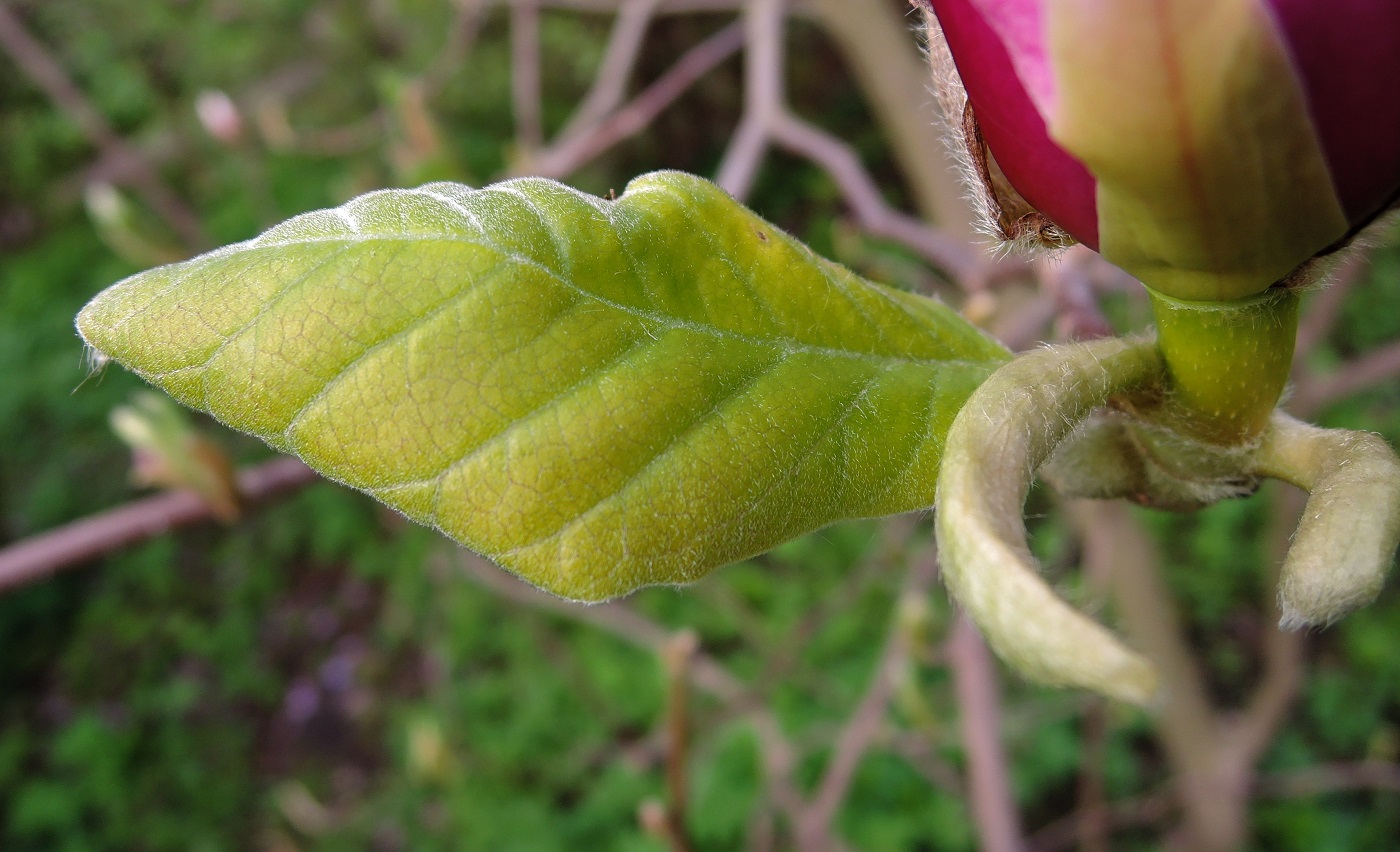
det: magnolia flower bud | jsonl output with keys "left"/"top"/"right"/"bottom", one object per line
{"left": 923, "top": 1, "right": 1400, "bottom": 301}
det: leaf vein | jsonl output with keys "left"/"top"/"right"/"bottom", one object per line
{"left": 280, "top": 257, "right": 534, "bottom": 441}
{"left": 497, "top": 352, "right": 788, "bottom": 556}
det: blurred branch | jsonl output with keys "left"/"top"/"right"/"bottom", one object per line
{"left": 1037, "top": 246, "right": 1115, "bottom": 341}
{"left": 510, "top": 0, "right": 544, "bottom": 152}
{"left": 1292, "top": 337, "right": 1400, "bottom": 418}
{"left": 796, "top": 546, "right": 939, "bottom": 849}
{"left": 1280, "top": 244, "right": 1399, "bottom": 423}
{"left": 0, "top": 456, "right": 317, "bottom": 593}
{"left": 58, "top": 60, "right": 330, "bottom": 199}
{"left": 272, "top": 111, "right": 387, "bottom": 157}
{"left": 714, "top": 0, "right": 782, "bottom": 199}
{"left": 1287, "top": 246, "right": 1382, "bottom": 417}
{"left": 804, "top": 0, "right": 974, "bottom": 236}
{"left": 1062, "top": 473, "right": 1321, "bottom": 850}
{"left": 0, "top": 2, "right": 207, "bottom": 249}
{"left": 528, "top": 21, "right": 743, "bottom": 178}
{"left": 1074, "top": 700, "right": 1111, "bottom": 852}
{"left": 422, "top": 0, "right": 487, "bottom": 95}
{"left": 452, "top": 548, "right": 742, "bottom": 697}
{"left": 1067, "top": 499, "right": 1114, "bottom": 852}
{"left": 1067, "top": 499, "right": 1245, "bottom": 852}
{"left": 1256, "top": 761, "right": 1400, "bottom": 797}
{"left": 710, "top": 0, "right": 992, "bottom": 286}
{"left": 662, "top": 630, "right": 699, "bottom": 852}
{"left": 490, "top": 0, "right": 765, "bottom": 170}
{"left": 1028, "top": 789, "right": 1174, "bottom": 852}
{"left": 887, "top": 731, "right": 965, "bottom": 796}
{"left": 488, "top": 0, "right": 752, "bottom": 11}
{"left": 948, "top": 613, "right": 1027, "bottom": 852}
{"left": 987, "top": 292, "right": 1059, "bottom": 352}
{"left": 1227, "top": 485, "right": 1306, "bottom": 773}
{"left": 448, "top": 548, "right": 807, "bottom": 828}
{"left": 747, "top": 514, "right": 920, "bottom": 692}
{"left": 1294, "top": 251, "right": 1370, "bottom": 360}
{"left": 555, "top": 0, "right": 661, "bottom": 141}
{"left": 768, "top": 111, "right": 988, "bottom": 285}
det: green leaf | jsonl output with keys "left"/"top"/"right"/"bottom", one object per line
{"left": 76, "top": 171, "right": 1007, "bottom": 600}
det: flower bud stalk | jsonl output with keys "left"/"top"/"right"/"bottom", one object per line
{"left": 1146, "top": 286, "right": 1300, "bottom": 445}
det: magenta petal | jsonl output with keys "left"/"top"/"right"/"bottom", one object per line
{"left": 1265, "top": 0, "right": 1400, "bottom": 227}
{"left": 930, "top": 0, "right": 1099, "bottom": 248}
{"left": 972, "top": 0, "right": 1056, "bottom": 111}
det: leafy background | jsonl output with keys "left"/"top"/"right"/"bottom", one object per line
{"left": 2, "top": 1, "right": 1399, "bottom": 849}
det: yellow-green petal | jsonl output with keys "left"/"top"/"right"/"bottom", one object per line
{"left": 1046, "top": 0, "right": 1347, "bottom": 300}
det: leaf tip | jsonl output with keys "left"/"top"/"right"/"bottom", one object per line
{"left": 74, "top": 297, "right": 117, "bottom": 378}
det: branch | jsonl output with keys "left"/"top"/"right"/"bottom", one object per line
{"left": 1292, "top": 337, "right": 1400, "bottom": 417}
{"left": 447, "top": 547, "right": 807, "bottom": 827}
{"left": 0, "top": 456, "right": 318, "bottom": 593}
{"left": 768, "top": 111, "right": 989, "bottom": 285}
{"left": 796, "top": 546, "right": 939, "bottom": 849}
{"left": 714, "top": 0, "right": 784, "bottom": 199}
{"left": 0, "top": 3, "right": 207, "bottom": 249}
{"left": 1067, "top": 500, "right": 1245, "bottom": 852}
{"left": 1225, "top": 484, "right": 1306, "bottom": 771}
{"left": 527, "top": 21, "right": 743, "bottom": 178}
{"left": 661, "top": 630, "right": 699, "bottom": 852}
{"left": 554, "top": 0, "right": 661, "bottom": 141}
{"left": 1255, "top": 761, "right": 1400, "bottom": 798}
{"left": 948, "top": 613, "right": 1027, "bottom": 852}
{"left": 510, "top": 0, "right": 544, "bottom": 153}
{"left": 804, "top": 0, "right": 974, "bottom": 236}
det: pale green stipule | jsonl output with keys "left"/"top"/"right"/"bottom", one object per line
{"left": 935, "top": 336, "right": 1165, "bottom": 706}
{"left": 1254, "top": 413, "right": 1400, "bottom": 629}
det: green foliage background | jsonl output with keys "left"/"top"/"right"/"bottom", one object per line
{"left": 2, "top": 1, "right": 1399, "bottom": 849}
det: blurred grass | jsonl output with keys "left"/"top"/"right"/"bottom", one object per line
{"left": 2, "top": 1, "right": 1399, "bottom": 849}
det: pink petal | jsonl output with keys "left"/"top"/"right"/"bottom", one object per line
{"left": 931, "top": 0, "right": 1100, "bottom": 247}
{"left": 972, "top": 0, "right": 1057, "bottom": 112}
